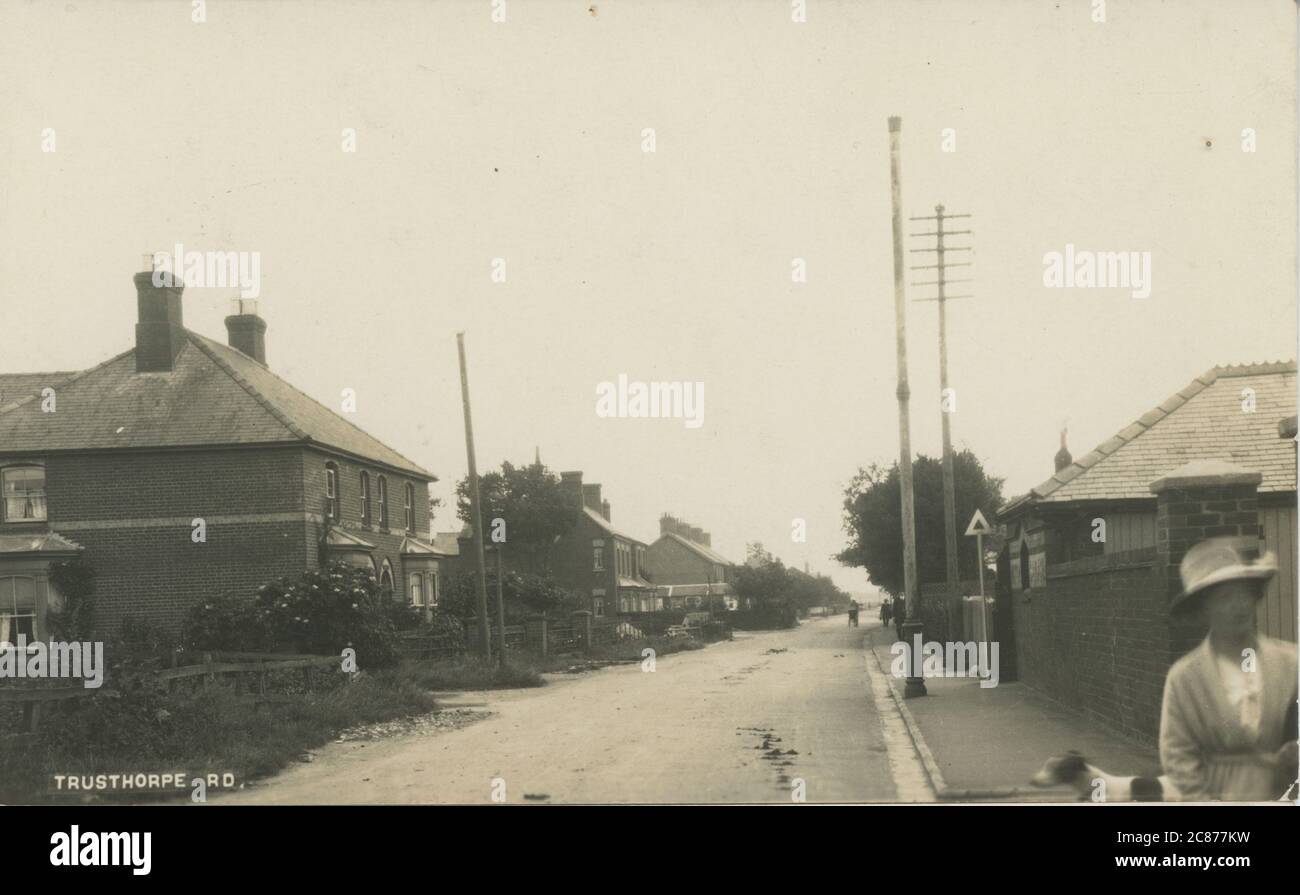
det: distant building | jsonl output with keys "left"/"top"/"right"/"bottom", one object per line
{"left": 546, "top": 471, "right": 654, "bottom": 616}
{"left": 647, "top": 514, "right": 736, "bottom": 609}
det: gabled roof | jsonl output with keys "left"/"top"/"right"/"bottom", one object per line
{"left": 583, "top": 507, "right": 646, "bottom": 545}
{"left": 1001, "top": 362, "right": 1297, "bottom": 516}
{"left": 0, "top": 331, "right": 432, "bottom": 480}
{"left": 324, "top": 528, "right": 376, "bottom": 550}
{"left": 654, "top": 531, "right": 735, "bottom": 566}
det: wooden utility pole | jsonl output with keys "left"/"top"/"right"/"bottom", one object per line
{"left": 887, "top": 116, "right": 925, "bottom": 698}
{"left": 456, "top": 332, "right": 492, "bottom": 660}
{"left": 494, "top": 545, "right": 507, "bottom": 668}
{"left": 910, "top": 204, "right": 973, "bottom": 638}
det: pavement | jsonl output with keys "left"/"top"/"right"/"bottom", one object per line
{"left": 217, "top": 617, "right": 928, "bottom": 804}
{"left": 864, "top": 622, "right": 1161, "bottom": 801}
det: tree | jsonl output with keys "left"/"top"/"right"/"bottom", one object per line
{"left": 836, "top": 450, "right": 1004, "bottom": 597}
{"left": 455, "top": 460, "right": 578, "bottom": 574}
{"left": 735, "top": 545, "right": 790, "bottom": 609}
{"left": 442, "top": 570, "right": 578, "bottom": 624}
{"left": 428, "top": 495, "right": 444, "bottom": 528}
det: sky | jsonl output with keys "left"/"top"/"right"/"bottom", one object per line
{"left": 1, "top": 0, "right": 1295, "bottom": 596}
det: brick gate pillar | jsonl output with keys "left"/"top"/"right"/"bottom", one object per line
{"left": 1151, "top": 459, "right": 1262, "bottom": 656}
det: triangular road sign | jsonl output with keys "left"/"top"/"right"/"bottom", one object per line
{"left": 964, "top": 508, "right": 994, "bottom": 537}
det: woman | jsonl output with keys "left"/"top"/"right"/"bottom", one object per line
{"left": 1160, "top": 538, "right": 1298, "bottom": 801}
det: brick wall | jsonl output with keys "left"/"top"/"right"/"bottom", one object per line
{"left": 31, "top": 447, "right": 313, "bottom": 635}
{"left": 647, "top": 536, "right": 714, "bottom": 585}
{"left": 1010, "top": 550, "right": 1166, "bottom": 742}
{"left": 301, "top": 448, "right": 433, "bottom": 605}
{"left": 1, "top": 445, "right": 436, "bottom": 636}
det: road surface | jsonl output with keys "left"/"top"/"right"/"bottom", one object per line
{"left": 218, "top": 617, "right": 930, "bottom": 804}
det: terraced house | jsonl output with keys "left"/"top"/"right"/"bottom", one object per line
{"left": 0, "top": 270, "right": 444, "bottom": 640}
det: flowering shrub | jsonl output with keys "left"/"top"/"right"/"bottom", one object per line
{"left": 181, "top": 562, "right": 402, "bottom": 668}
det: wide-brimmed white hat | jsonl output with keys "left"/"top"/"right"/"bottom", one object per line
{"left": 1172, "top": 538, "right": 1276, "bottom": 613}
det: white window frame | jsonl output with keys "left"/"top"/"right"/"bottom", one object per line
{"left": 2, "top": 465, "right": 47, "bottom": 523}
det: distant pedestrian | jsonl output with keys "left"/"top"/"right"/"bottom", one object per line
{"left": 880, "top": 601, "right": 893, "bottom": 627}
{"left": 1159, "top": 538, "right": 1298, "bottom": 801}
{"left": 847, "top": 601, "right": 859, "bottom": 627}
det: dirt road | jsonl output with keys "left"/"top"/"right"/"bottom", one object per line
{"left": 219, "top": 617, "right": 929, "bottom": 804}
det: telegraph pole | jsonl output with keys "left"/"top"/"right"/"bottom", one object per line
{"left": 910, "top": 205, "right": 973, "bottom": 638}
{"left": 457, "top": 333, "right": 493, "bottom": 660}
{"left": 887, "top": 116, "right": 925, "bottom": 698}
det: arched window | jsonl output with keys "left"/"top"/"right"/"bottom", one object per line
{"left": 379, "top": 559, "right": 394, "bottom": 594}
{"left": 404, "top": 483, "right": 416, "bottom": 532}
{"left": 377, "top": 476, "right": 388, "bottom": 528}
{"left": 1019, "top": 541, "right": 1031, "bottom": 593}
{"left": 325, "top": 463, "right": 339, "bottom": 521}
{"left": 359, "top": 471, "right": 371, "bottom": 525}
{"left": 2, "top": 465, "right": 47, "bottom": 522}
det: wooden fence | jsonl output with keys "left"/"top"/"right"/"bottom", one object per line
{"left": 0, "top": 650, "right": 344, "bottom": 741}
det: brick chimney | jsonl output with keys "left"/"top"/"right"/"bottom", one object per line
{"left": 660, "top": 513, "right": 678, "bottom": 536}
{"left": 134, "top": 269, "right": 186, "bottom": 373}
{"left": 698, "top": 531, "right": 711, "bottom": 547}
{"left": 582, "top": 483, "right": 602, "bottom": 514}
{"left": 560, "top": 471, "right": 584, "bottom": 513}
{"left": 601, "top": 499, "right": 611, "bottom": 522}
{"left": 225, "top": 298, "right": 267, "bottom": 365}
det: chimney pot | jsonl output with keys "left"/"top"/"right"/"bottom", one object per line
{"left": 601, "top": 498, "right": 610, "bottom": 522}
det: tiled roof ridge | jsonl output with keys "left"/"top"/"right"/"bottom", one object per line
{"left": 188, "top": 332, "right": 433, "bottom": 479}
{"left": 1211, "top": 360, "right": 1296, "bottom": 378}
{"left": 0, "top": 349, "right": 132, "bottom": 416}
{"left": 1001, "top": 359, "right": 1296, "bottom": 515}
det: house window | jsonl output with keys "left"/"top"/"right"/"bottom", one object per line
{"left": 408, "top": 573, "right": 424, "bottom": 608}
{"left": 1019, "top": 541, "right": 1031, "bottom": 593}
{"left": 405, "top": 483, "right": 416, "bottom": 532}
{"left": 325, "top": 463, "right": 339, "bottom": 521}
{"left": 380, "top": 559, "right": 394, "bottom": 594}
{"left": 2, "top": 466, "right": 47, "bottom": 522}
{"left": 593, "top": 545, "right": 604, "bottom": 571}
{"left": 0, "top": 576, "right": 37, "bottom": 644}
{"left": 429, "top": 569, "right": 440, "bottom": 607}
{"left": 593, "top": 597, "right": 604, "bottom": 617}
{"left": 360, "top": 472, "right": 371, "bottom": 525}
{"left": 377, "top": 476, "right": 388, "bottom": 528}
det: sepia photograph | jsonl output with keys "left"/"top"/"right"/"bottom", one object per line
{"left": 0, "top": 0, "right": 1297, "bottom": 870}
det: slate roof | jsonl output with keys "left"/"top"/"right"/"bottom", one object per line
{"left": 0, "top": 373, "right": 77, "bottom": 408}
{"left": 657, "top": 531, "right": 735, "bottom": 566}
{"left": 1001, "top": 362, "right": 1297, "bottom": 516}
{"left": 584, "top": 507, "right": 647, "bottom": 545}
{"left": 0, "top": 331, "right": 432, "bottom": 479}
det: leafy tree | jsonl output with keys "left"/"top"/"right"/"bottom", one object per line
{"left": 442, "top": 570, "right": 578, "bottom": 624}
{"left": 735, "top": 547, "right": 791, "bottom": 609}
{"left": 837, "top": 450, "right": 1004, "bottom": 597}
{"left": 455, "top": 461, "right": 577, "bottom": 574}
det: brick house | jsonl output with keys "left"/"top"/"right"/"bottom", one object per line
{"left": 646, "top": 514, "right": 736, "bottom": 609}
{"left": 548, "top": 471, "right": 654, "bottom": 616}
{"left": 0, "top": 270, "right": 443, "bottom": 640}
{"left": 994, "top": 361, "right": 1297, "bottom": 741}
